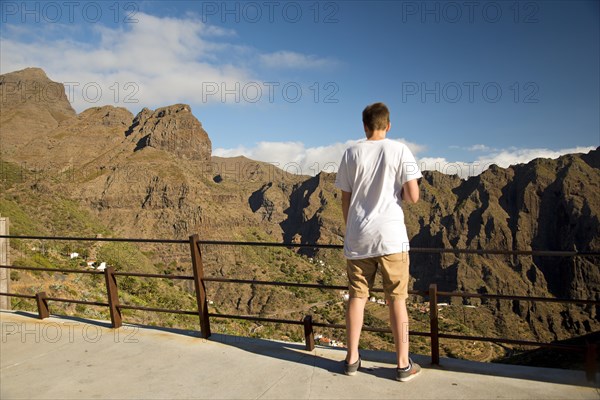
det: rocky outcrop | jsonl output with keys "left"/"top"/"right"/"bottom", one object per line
{"left": 0, "top": 67, "right": 77, "bottom": 158}
{"left": 249, "top": 182, "right": 282, "bottom": 222}
{"left": 402, "top": 148, "right": 600, "bottom": 340}
{"left": 13, "top": 105, "right": 134, "bottom": 169}
{"left": 280, "top": 174, "right": 322, "bottom": 247}
{"left": 128, "top": 104, "right": 211, "bottom": 161}
{"left": 246, "top": 171, "right": 343, "bottom": 254}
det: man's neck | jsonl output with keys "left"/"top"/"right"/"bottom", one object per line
{"left": 366, "top": 131, "right": 387, "bottom": 141}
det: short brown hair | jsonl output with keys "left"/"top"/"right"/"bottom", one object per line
{"left": 362, "top": 102, "right": 390, "bottom": 132}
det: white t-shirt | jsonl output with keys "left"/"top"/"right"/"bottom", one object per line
{"left": 335, "top": 139, "right": 422, "bottom": 259}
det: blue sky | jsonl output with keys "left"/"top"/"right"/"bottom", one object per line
{"left": 1, "top": 0, "right": 598, "bottom": 177}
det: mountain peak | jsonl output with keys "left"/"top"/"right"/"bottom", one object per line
{"left": 0, "top": 67, "right": 77, "bottom": 159}
{"left": 2, "top": 67, "right": 49, "bottom": 80}
{"left": 129, "top": 104, "right": 211, "bottom": 161}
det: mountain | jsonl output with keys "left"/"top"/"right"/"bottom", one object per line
{"left": 409, "top": 153, "right": 600, "bottom": 341}
{"left": 0, "top": 67, "right": 77, "bottom": 158}
{"left": 1, "top": 68, "right": 598, "bottom": 362}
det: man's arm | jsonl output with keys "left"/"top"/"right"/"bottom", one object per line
{"left": 341, "top": 190, "right": 352, "bottom": 225}
{"left": 401, "top": 179, "right": 420, "bottom": 204}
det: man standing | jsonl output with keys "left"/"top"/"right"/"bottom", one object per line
{"left": 335, "top": 102, "right": 422, "bottom": 382}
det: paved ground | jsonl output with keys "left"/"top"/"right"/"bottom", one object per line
{"left": 1, "top": 311, "right": 598, "bottom": 399}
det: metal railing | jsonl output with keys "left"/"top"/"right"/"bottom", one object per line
{"left": 0, "top": 234, "right": 598, "bottom": 382}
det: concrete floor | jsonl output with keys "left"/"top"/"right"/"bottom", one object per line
{"left": 1, "top": 311, "right": 598, "bottom": 399}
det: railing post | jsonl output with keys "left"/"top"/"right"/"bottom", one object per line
{"left": 35, "top": 291, "right": 49, "bottom": 319}
{"left": 303, "top": 315, "right": 315, "bottom": 351}
{"left": 0, "top": 214, "right": 10, "bottom": 310}
{"left": 190, "top": 234, "right": 211, "bottom": 339}
{"left": 429, "top": 283, "right": 440, "bottom": 365}
{"left": 104, "top": 266, "right": 122, "bottom": 328}
{"left": 586, "top": 342, "right": 597, "bottom": 383}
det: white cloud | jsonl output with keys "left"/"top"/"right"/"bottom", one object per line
{"left": 215, "top": 142, "right": 596, "bottom": 178}
{"left": 0, "top": 13, "right": 334, "bottom": 112}
{"left": 419, "top": 146, "right": 596, "bottom": 179}
{"left": 259, "top": 51, "right": 336, "bottom": 69}
{"left": 214, "top": 138, "right": 426, "bottom": 176}
{"left": 214, "top": 140, "right": 351, "bottom": 176}
{"left": 1, "top": 12, "right": 253, "bottom": 111}
{"left": 450, "top": 143, "right": 496, "bottom": 152}
{"left": 467, "top": 144, "right": 492, "bottom": 152}
{"left": 477, "top": 146, "right": 596, "bottom": 169}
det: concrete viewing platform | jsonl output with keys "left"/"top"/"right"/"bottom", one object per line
{"left": 1, "top": 311, "right": 597, "bottom": 399}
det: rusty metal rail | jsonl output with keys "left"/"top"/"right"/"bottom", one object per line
{"left": 2, "top": 234, "right": 600, "bottom": 256}
{"left": 0, "top": 233, "right": 598, "bottom": 382}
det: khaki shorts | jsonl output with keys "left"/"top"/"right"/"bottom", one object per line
{"left": 346, "top": 253, "right": 410, "bottom": 301}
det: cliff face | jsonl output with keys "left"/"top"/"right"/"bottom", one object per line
{"left": 1, "top": 67, "right": 598, "bottom": 345}
{"left": 72, "top": 104, "right": 213, "bottom": 239}
{"left": 239, "top": 148, "right": 600, "bottom": 340}
{"left": 398, "top": 153, "right": 600, "bottom": 340}
{"left": 127, "top": 104, "right": 212, "bottom": 161}
{"left": 409, "top": 152, "right": 600, "bottom": 299}
{"left": 0, "top": 68, "right": 77, "bottom": 158}
{"left": 12, "top": 105, "right": 135, "bottom": 169}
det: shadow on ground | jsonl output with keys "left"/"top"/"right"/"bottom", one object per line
{"left": 4, "top": 311, "right": 596, "bottom": 388}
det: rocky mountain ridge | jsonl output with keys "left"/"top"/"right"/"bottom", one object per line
{"left": 1, "top": 67, "right": 598, "bottom": 347}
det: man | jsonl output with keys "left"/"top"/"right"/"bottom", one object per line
{"left": 335, "top": 102, "right": 422, "bottom": 382}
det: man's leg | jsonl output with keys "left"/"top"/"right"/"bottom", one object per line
{"left": 346, "top": 296, "right": 368, "bottom": 364}
{"left": 389, "top": 298, "right": 410, "bottom": 368}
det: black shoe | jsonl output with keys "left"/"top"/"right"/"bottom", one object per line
{"left": 396, "top": 358, "right": 422, "bottom": 382}
{"left": 344, "top": 356, "right": 361, "bottom": 376}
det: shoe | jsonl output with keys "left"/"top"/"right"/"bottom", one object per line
{"left": 344, "top": 356, "right": 361, "bottom": 376}
{"left": 396, "top": 358, "right": 422, "bottom": 382}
